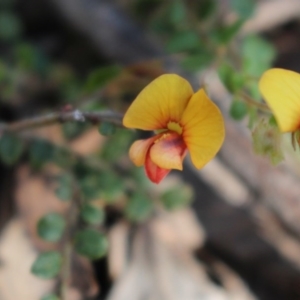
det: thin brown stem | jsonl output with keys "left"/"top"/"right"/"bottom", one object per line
{"left": 238, "top": 92, "right": 271, "bottom": 113}
{"left": 0, "top": 110, "right": 124, "bottom": 133}
{"left": 59, "top": 241, "right": 73, "bottom": 300}
{"left": 58, "top": 183, "right": 82, "bottom": 300}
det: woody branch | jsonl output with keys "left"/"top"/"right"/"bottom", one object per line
{"left": 0, "top": 109, "right": 124, "bottom": 133}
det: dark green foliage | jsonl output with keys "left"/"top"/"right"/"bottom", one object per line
{"left": 218, "top": 62, "right": 245, "bottom": 93}
{"left": 14, "top": 43, "right": 49, "bottom": 75}
{"left": 52, "top": 147, "right": 76, "bottom": 169}
{"left": 268, "top": 115, "right": 278, "bottom": 127}
{"left": 84, "top": 65, "right": 121, "bottom": 94}
{"left": 213, "top": 19, "right": 244, "bottom": 45}
{"left": 230, "top": 99, "right": 248, "bottom": 120}
{"left": 242, "top": 35, "right": 276, "bottom": 77}
{"left": 55, "top": 174, "right": 73, "bottom": 202}
{"left": 161, "top": 185, "right": 193, "bottom": 210}
{"left": 74, "top": 229, "right": 108, "bottom": 260}
{"left": 168, "top": 0, "right": 187, "bottom": 25}
{"left": 166, "top": 31, "right": 201, "bottom": 53}
{"left": 149, "top": 0, "right": 188, "bottom": 34}
{"left": 77, "top": 167, "right": 124, "bottom": 203}
{"left": 37, "top": 213, "right": 66, "bottom": 242}
{"left": 80, "top": 203, "right": 105, "bottom": 225}
{"left": 77, "top": 171, "right": 102, "bottom": 201}
{"left": 241, "top": 35, "right": 276, "bottom": 100}
{"left": 0, "top": 11, "right": 21, "bottom": 41}
{"left": 29, "top": 139, "right": 54, "bottom": 168}
{"left": 196, "top": 0, "right": 216, "bottom": 20}
{"left": 62, "top": 122, "right": 90, "bottom": 140}
{"left": 125, "top": 191, "right": 154, "bottom": 222}
{"left": 99, "top": 122, "right": 117, "bottom": 136}
{"left": 181, "top": 52, "right": 214, "bottom": 71}
{"left": 31, "top": 251, "right": 63, "bottom": 279}
{"left": 101, "top": 129, "right": 134, "bottom": 162}
{"left": 14, "top": 43, "right": 38, "bottom": 71}
{"left": 0, "top": 133, "right": 24, "bottom": 165}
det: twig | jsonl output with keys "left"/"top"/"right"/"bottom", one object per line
{"left": 58, "top": 182, "right": 82, "bottom": 300}
{"left": 59, "top": 241, "right": 73, "bottom": 300}
{"left": 0, "top": 110, "right": 124, "bottom": 133}
{"left": 238, "top": 92, "right": 271, "bottom": 113}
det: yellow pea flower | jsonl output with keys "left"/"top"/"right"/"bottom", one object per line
{"left": 123, "top": 74, "right": 225, "bottom": 184}
{"left": 259, "top": 68, "right": 300, "bottom": 132}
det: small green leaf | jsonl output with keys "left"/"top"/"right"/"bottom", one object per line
{"left": 14, "top": 43, "right": 36, "bottom": 71}
{"left": 84, "top": 65, "right": 121, "bottom": 93}
{"left": 99, "top": 122, "right": 116, "bottom": 136}
{"left": 230, "top": 99, "right": 248, "bottom": 120}
{"left": 213, "top": 18, "right": 244, "bottom": 44}
{"left": 79, "top": 175, "right": 102, "bottom": 201}
{"left": 61, "top": 78, "right": 82, "bottom": 103}
{"left": 62, "top": 122, "right": 89, "bottom": 140}
{"left": 125, "top": 192, "right": 153, "bottom": 222}
{"left": 101, "top": 129, "right": 134, "bottom": 162}
{"left": 218, "top": 63, "right": 244, "bottom": 93}
{"left": 31, "top": 251, "right": 62, "bottom": 279}
{"left": 37, "top": 213, "right": 66, "bottom": 242}
{"left": 131, "top": 167, "right": 149, "bottom": 187}
{"left": 14, "top": 43, "right": 49, "bottom": 75}
{"left": 74, "top": 229, "right": 108, "bottom": 260}
{"left": 230, "top": 0, "right": 255, "bottom": 19}
{"left": 99, "top": 172, "right": 124, "bottom": 203}
{"left": 52, "top": 147, "right": 75, "bottom": 168}
{"left": 41, "top": 294, "right": 60, "bottom": 300}
{"left": 166, "top": 32, "right": 200, "bottom": 53}
{"left": 78, "top": 168, "right": 123, "bottom": 203}
{"left": 55, "top": 174, "right": 73, "bottom": 202}
{"left": 0, "top": 60, "right": 7, "bottom": 82}
{"left": 169, "top": 0, "right": 186, "bottom": 24}
{"left": 161, "top": 185, "right": 193, "bottom": 210}
{"left": 50, "top": 66, "right": 81, "bottom": 102}
{"left": 269, "top": 115, "right": 278, "bottom": 127}
{"left": 196, "top": 0, "right": 216, "bottom": 20}
{"left": 29, "top": 139, "right": 54, "bottom": 168}
{"left": 0, "top": 12, "right": 22, "bottom": 41}
{"left": 0, "top": 133, "right": 24, "bottom": 165}
{"left": 181, "top": 52, "right": 213, "bottom": 71}
{"left": 80, "top": 204, "right": 105, "bottom": 225}
{"left": 242, "top": 35, "right": 276, "bottom": 77}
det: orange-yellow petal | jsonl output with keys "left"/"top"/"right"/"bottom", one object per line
{"left": 145, "top": 152, "right": 171, "bottom": 184}
{"left": 181, "top": 89, "right": 225, "bottom": 169}
{"left": 123, "top": 74, "right": 194, "bottom": 130}
{"left": 150, "top": 132, "right": 186, "bottom": 170}
{"left": 129, "top": 136, "right": 158, "bottom": 166}
{"left": 259, "top": 68, "right": 300, "bottom": 132}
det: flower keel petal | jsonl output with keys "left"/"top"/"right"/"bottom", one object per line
{"left": 150, "top": 132, "right": 186, "bottom": 170}
{"left": 145, "top": 151, "right": 170, "bottom": 184}
{"left": 181, "top": 89, "right": 225, "bottom": 169}
{"left": 129, "top": 136, "right": 157, "bottom": 166}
